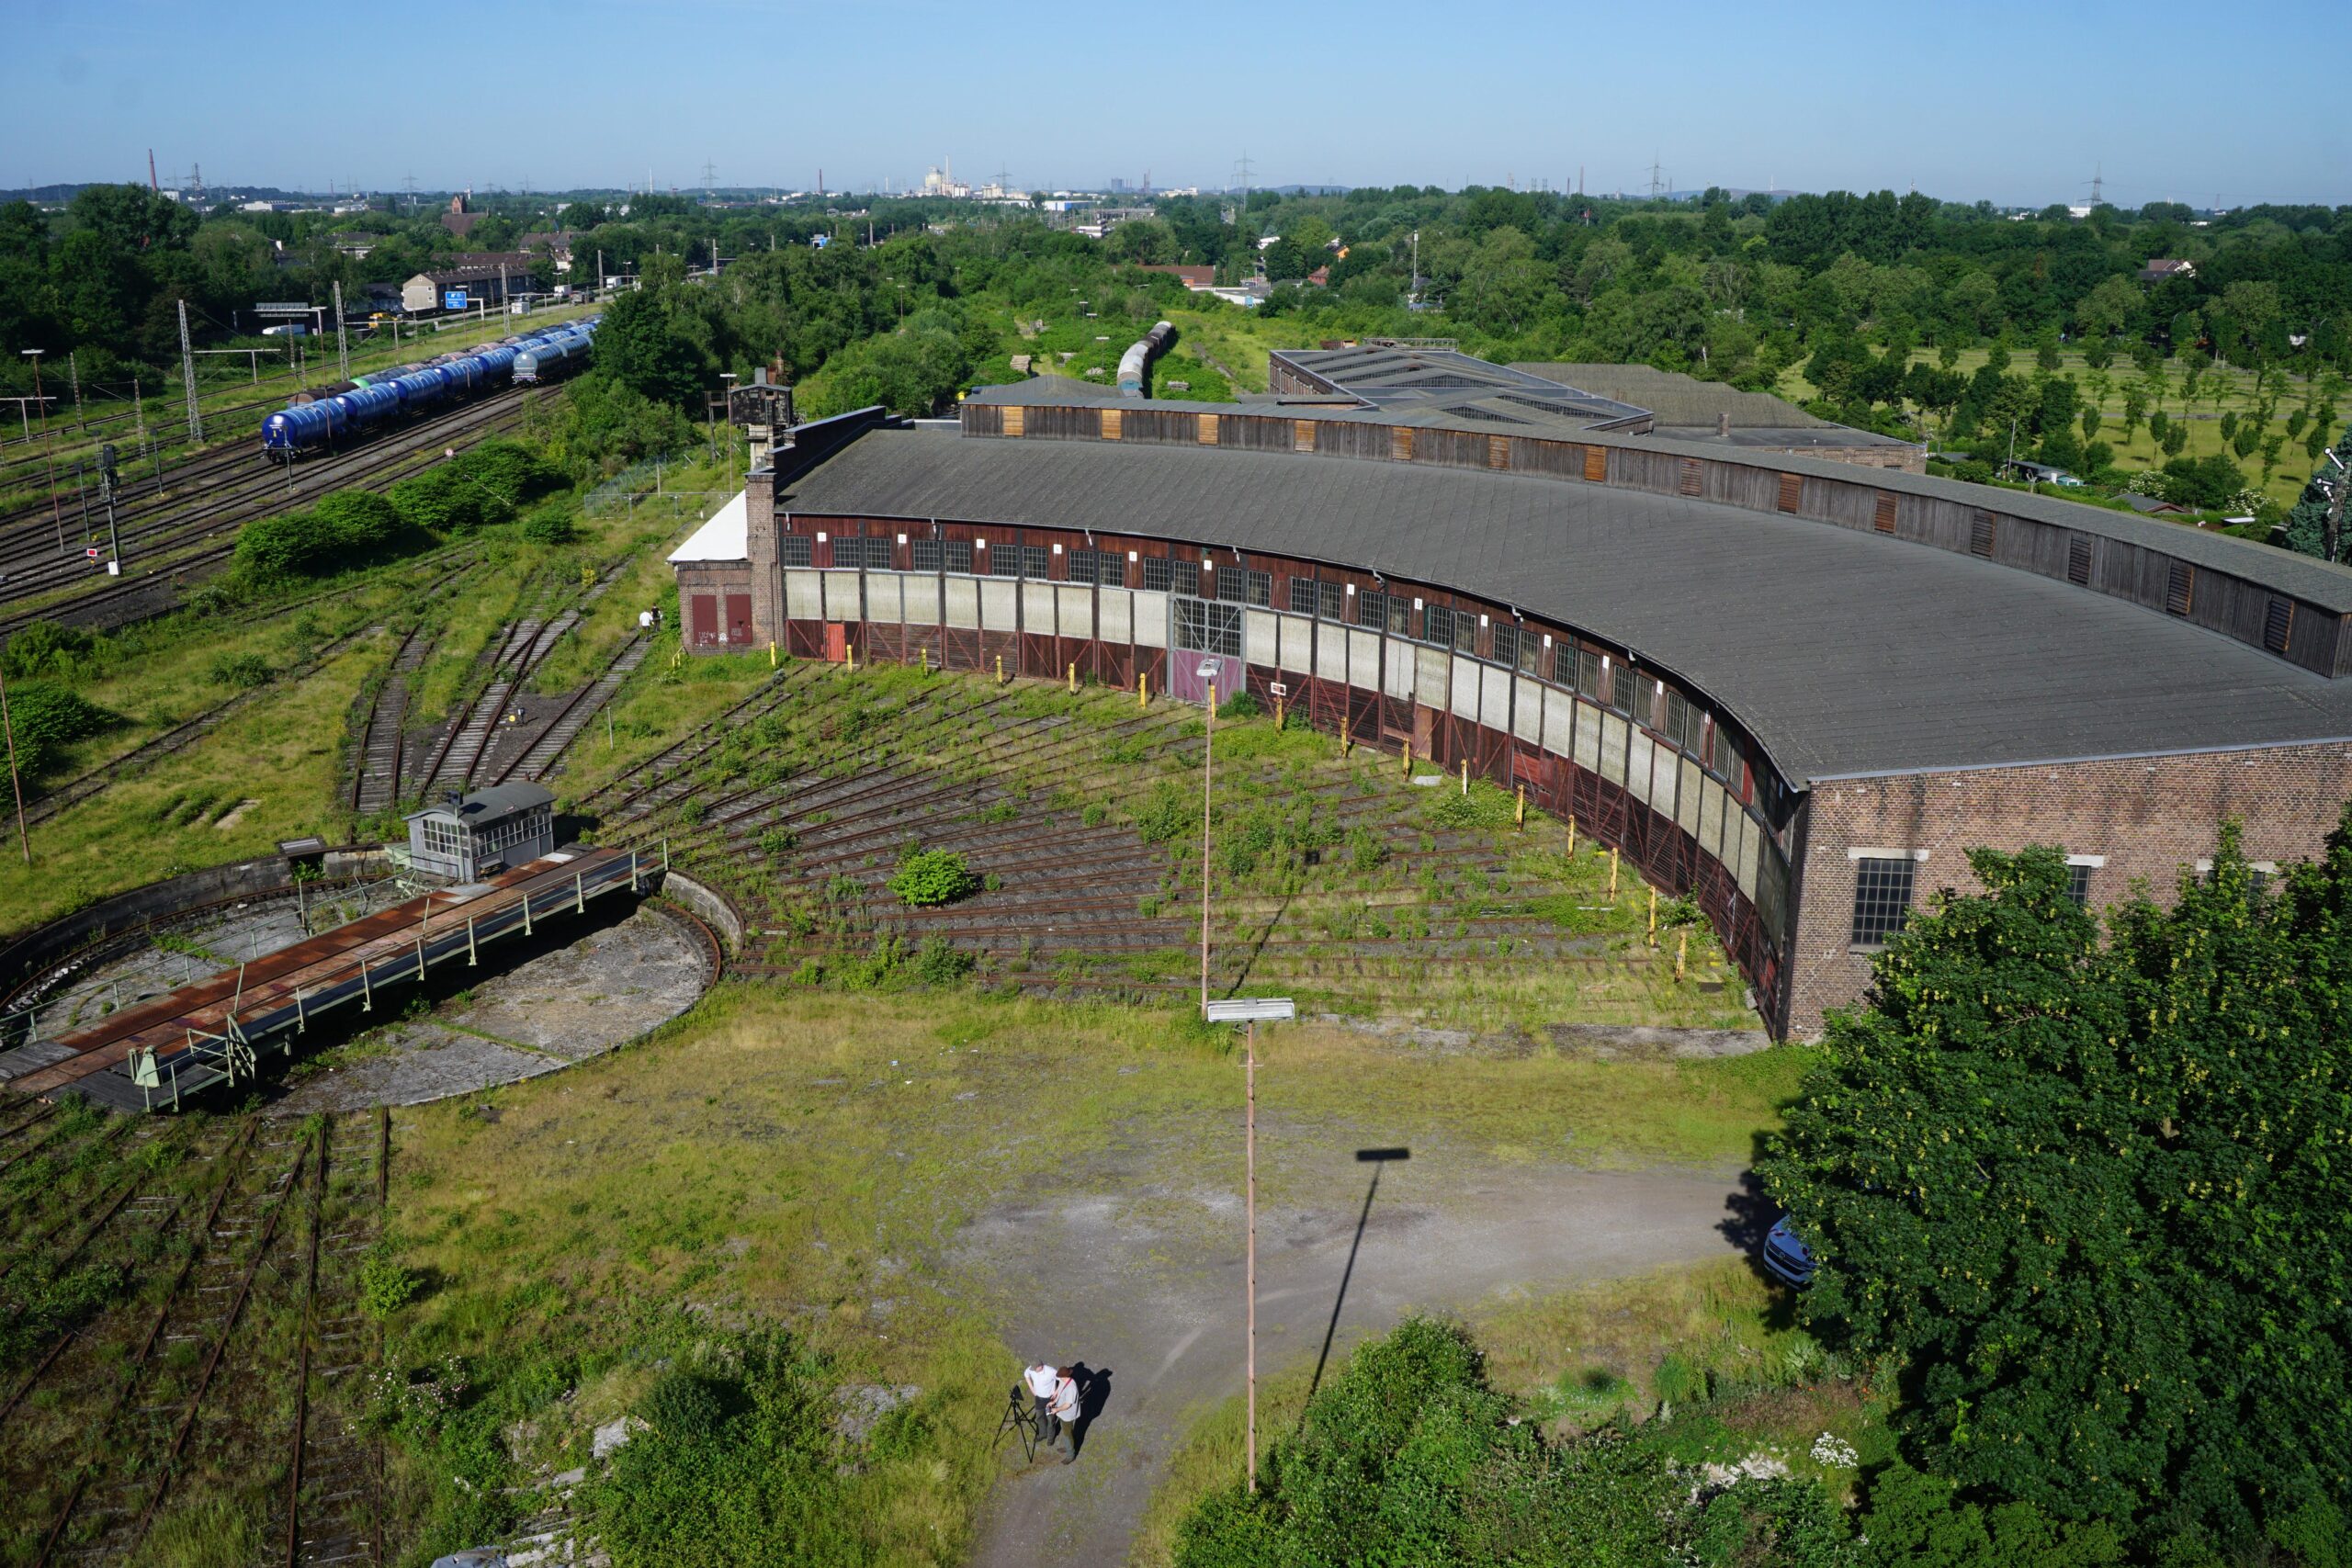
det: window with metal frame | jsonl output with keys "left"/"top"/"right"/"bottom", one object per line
{"left": 1608, "top": 663, "right": 1632, "bottom": 714}
{"left": 1216, "top": 564, "right": 1248, "bottom": 603}
{"left": 1452, "top": 614, "right": 1478, "bottom": 656}
{"left": 1385, "top": 596, "right": 1412, "bottom": 637}
{"left": 990, "top": 544, "right": 1022, "bottom": 576}
{"left": 910, "top": 538, "right": 942, "bottom": 572}
{"left": 1491, "top": 624, "right": 1520, "bottom": 671}
{"left": 1318, "top": 581, "right": 1343, "bottom": 620}
{"left": 1288, "top": 577, "right": 1318, "bottom": 615}
{"left": 1664, "top": 691, "right": 1690, "bottom": 751}
{"left": 1516, "top": 632, "right": 1541, "bottom": 675}
{"left": 1142, "top": 555, "right": 1172, "bottom": 592}
{"left": 1577, "top": 648, "right": 1602, "bottom": 699}
{"left": 778, "top": 536, "right": 813, "bottom": 568}
{"left": 2066, "top": 863, "right": 2093, "bottom": 908}
{"left": 1358, "top": 590, "right": 1388, "bottom": 629}
{"left": 861, "top": 537, "right": 896, "bottom": 570}
{"left": 942, "top": 539, "right": 974, "bottom": 574}
{"left": 1023, "top": 545, "right": 1051, "bottom": 580}
{"left": 1850, "top": 857, "right": 1916, "bottom": 946}
{"left": 1247, "top": 569, "right": 1272, "bottom": 607}
{"left": 1424, "top": 603, "right": 1454, "bottom": 648}
{"left": 1174, "top": 596, "right": 1243, "bottom": 659}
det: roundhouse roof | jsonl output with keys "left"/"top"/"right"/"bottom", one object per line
{"left": 775, "top": 427, "right": 2352, "bottom": 788}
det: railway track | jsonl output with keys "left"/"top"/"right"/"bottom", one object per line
{"left": 0, "top": 388, "right": 548, "bottom": 641}
{"left": 348, "top": 622, "right": 433, "bottom": 815}
{"left": 486, "top": 632, "right": 650, "bottom": 786}
{"left": 274, "top": 1109, "right": 388, "bottom": 1568}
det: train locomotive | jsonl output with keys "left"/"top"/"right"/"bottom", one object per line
{"left": 260, "top": 315, "right": 600, "bottom": 460}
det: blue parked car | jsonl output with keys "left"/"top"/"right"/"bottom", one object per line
{"left": 1763, "top": 1214, "right": 1817, "bottom": 1288}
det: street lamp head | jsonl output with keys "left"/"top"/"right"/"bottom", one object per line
{"left": 1204, "top": 998, "right": 1295, "bottom": 1024}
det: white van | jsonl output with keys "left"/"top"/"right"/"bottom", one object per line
{"left": 260, "top": 323, "right": 308, "bottom": 338}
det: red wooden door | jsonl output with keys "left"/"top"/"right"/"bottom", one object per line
{"left": 725, "top": 593, "right": 752, "bottom": 646}
{"left": 689, "top": 593, "right": 718, "bottom": 649}
{"left": 823, "top": 623, "right": 847, "bottom": 663}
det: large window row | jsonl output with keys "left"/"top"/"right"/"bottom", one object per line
{"left": 780, "top": 537, "right": 1760, "bottom": 807}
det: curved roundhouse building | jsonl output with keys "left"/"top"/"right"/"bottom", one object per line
{"left": 669, "top": 388, "right": 2352, "bottom": 1036}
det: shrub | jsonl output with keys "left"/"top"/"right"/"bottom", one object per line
{"left": 756, "top": 828, "right": 797, "bottom": 857}
{"left": 1348, "top": 827, "right": 1389, "bottom": 872}
{"left": 235, "top": 487, "right": 413, "bottom": 581}
{"left": 522, "top": 511, "right": 579, "bottom": 545}
{"left": 209, "top": 652, "right": 273, "bottom": 690}
{"left": 888, "top": 849, "right": 978, "bottom": 907}
{"left": 1426, "top": 779, "right": 1518, "bottom": 830}
{"left": 911, "top": 936, "right": 976, "bottom": 986}
{"left": 452, "top": 439, "right": 564, "bottom": 507}
{"left": 0, "top": 619, "right": 96, "bottom": 680}
{"left": 1216, "top": 690, "right": 1261, "bottom": 720}
{"left": 311, "top": 489, "right": 402, "bottom": 549}
{"left": 584, "top": 1330, "right": 853, "bottom": 1567}
{"left": 3, "top": 681, "right": 122, "bottom": 774}
{"left": 388, "top": 463, "right": 509, "bottom": 535}
{"left": 358, "top": 1244, "right": 421, "bottom": 1319}
{"left": 1134, "top": 783, "right": 1192, "bottom": 844}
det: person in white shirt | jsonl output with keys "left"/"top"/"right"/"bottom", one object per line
{"left": 1022, "top": 1360, "right": 1059, "bottom": 1440}
{"left": 1046, "top": 1369, "right": 1081, "bottom": 1461}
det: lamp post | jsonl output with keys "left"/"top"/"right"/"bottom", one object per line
{"left": 1204, "top": 996, "right": 1296, "bottom": 1498}
{"left": 1195, "top": 657, "right": 1222, "bottom": 1013}
{"left": 23, "top": 350, "right": 62, "bottom": 557}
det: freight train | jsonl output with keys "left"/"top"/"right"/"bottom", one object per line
{"left": 260, "top": 316, "right": 600, "bottom": 460}
{"left": 1116, "top": 321, "right": 1175, "bottom": 399}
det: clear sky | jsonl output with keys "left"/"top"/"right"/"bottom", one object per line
{"left": 6, "top": 0, "right": 2344, "bottom": 208}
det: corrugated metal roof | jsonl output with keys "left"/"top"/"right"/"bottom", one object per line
{"left": 1510, "top": 364, "right": 1842, "bottom": 431}
{"left": 775, "top": 428, "right": 2352, "bottom": 785}
{"left": 956, "top": 382, "right": 2352, "bottom": 610}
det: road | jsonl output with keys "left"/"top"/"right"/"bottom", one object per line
{"left": 953, "top": 1119, "right": 1757, "bottom": 1567}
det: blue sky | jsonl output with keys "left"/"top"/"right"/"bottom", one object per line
{"left": 6, "top": 0, "right": 2344, "bottom": 207}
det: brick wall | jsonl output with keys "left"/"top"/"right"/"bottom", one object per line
{"left": 1785, "top": 740, "right": 2352, "bottom": 1034}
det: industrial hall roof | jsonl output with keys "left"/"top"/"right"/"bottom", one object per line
{"left": 773, "top": 426, "right": 2352, "bottom": 788}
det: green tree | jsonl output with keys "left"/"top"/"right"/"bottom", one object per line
{"left": 1764, "top": 824, "right": 2352, "bottom": 1558}
{"left": 594, "top": 274, "right": 709, "bottom": 408}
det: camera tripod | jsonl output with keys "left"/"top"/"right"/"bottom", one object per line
{"left": 993, "top": 1382, "right": 1043, "bottom": 1461}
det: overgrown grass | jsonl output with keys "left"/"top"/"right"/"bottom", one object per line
{"left": 379, "top": 987, "right": 1807, "bottom": 1561}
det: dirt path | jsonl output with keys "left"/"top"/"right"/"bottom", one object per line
{"left": 952, "top": 1121, "right": 1753, "bottom": 1567}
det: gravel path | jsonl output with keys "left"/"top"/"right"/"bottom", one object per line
{"left": 953, "top": 1125, "right": 1752, "bottom": 1568}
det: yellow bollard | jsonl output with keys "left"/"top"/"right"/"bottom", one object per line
{"left": 1676, "top": 929, "right": 1688, "bottom": 981}
{"left": 1138, "top": 672, "right": 1148, "bottom": 708}
{"left": 768, "top": 639, "right": 776, "bottom": 668}
{"left": 1069, "top": 661, "right": 1077, "bottom": 694}
{"left": 1515, "top": 784, "right": 1525, "bottom": 829}
{"left": 1566, "top": 815, "right": 1577, "bottom": 855}
{"left": 1647, "top": 886, "right": 1657, "bottom": 946}
{"left": 921, "top": 647, "right": 929, "bottom": 674}
{"left": 1340, "top": 714, "right": 1351, "bottom": 756}
{"left": 995, "top": 653, "right": 1005, "bottom": 685}
{"left": 1460, "top": 758, "right": 1468, "bottom": 796}
{"left": 1402, "top": 739, "right": 1413, "bottom": 778}
{"left": 846, "top": 642, "right": 855, "bottom": 671}
{"left": 1608, "top": 847, "right": 1620, "bottom": 900}
{"left": 1274, "top": 694, "right": 1284, "bottom": 730}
